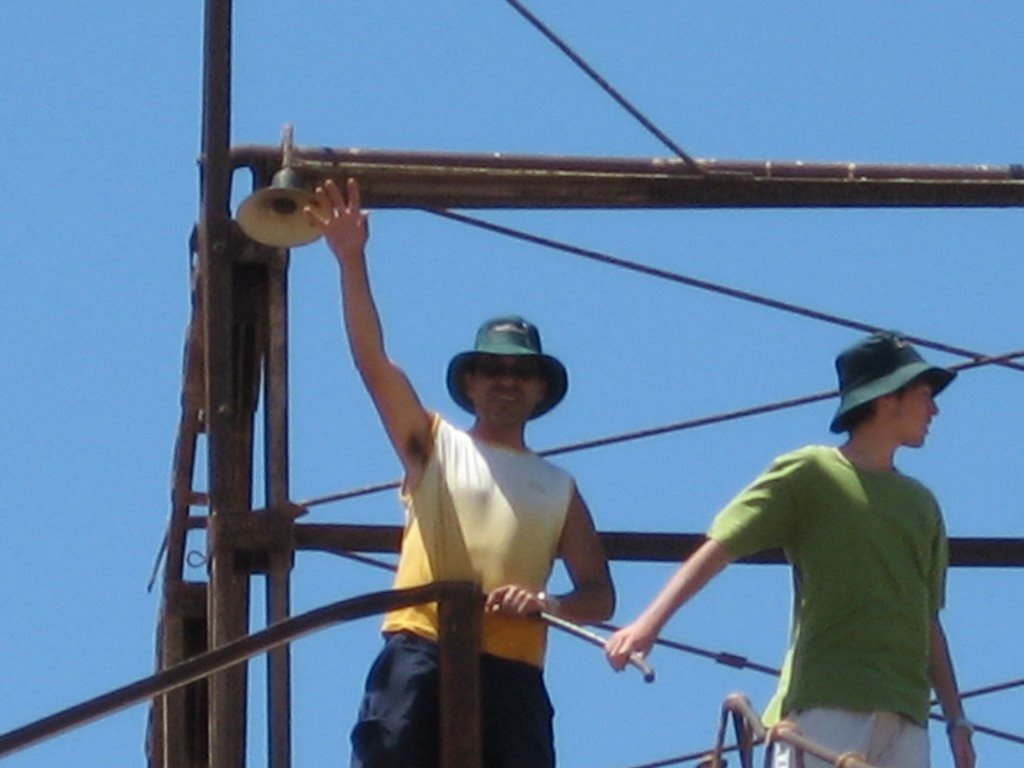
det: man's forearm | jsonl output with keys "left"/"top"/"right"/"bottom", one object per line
{"left": 930, "top": 618, "right": 976, "bottom": 768}
{"left": 545, "top": 581, "right": 614, "bottom": 625}
{"left": 337, "top": 252, "right": 390, "bottom": 382}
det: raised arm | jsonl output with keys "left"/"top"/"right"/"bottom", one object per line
{"left": 929, "top": 617, "right": 976, "bottom": 768}
{"left": 604, "top": 537, "right": 732, "bottom": 670}
{"left": 306, "top": 178, "right": 433, "bottom": 482}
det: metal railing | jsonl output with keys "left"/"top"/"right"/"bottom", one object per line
{"left": 0, "top": 582, "right": 483, "bottom": 768}
{"left": 710, "top": 693, "right": 880, "bottom": 768}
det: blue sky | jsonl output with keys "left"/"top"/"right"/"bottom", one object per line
{"left": 1, "top": 3, "right": 1021, "bottom": 767}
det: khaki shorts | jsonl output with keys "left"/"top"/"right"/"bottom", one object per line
{"left": 772, "top": 708, "right": 929, "bottom": 768}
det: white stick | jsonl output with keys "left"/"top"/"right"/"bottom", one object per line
{"left": 541, "top": 612, "right": 655, "bottom": 683}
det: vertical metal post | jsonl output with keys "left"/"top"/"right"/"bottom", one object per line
{"left": 200, "top": 1, "right": 250, "bottom": 768}
{"left": 437, "top": 582, "right": 482, "bottom": 768}
{"left": 161, "top": 584, "right": 210, "bottom": 768}
{"left": 264, "top": 247, "right": 293, "bottom": 768}
{"left": 265, "top": 558, "right": 292, "bottom": 768}
{"left": 159, "top": 269, "right": 210, "bottom": 768}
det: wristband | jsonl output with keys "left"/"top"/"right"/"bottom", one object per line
{"left": 945, "top": 716, "right": 974, "bottom": 735}
{"left": 537, "top": 591, "right": 560, "bottom": 616}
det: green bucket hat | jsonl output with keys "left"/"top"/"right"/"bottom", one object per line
{"left": 829, "top": 331, "right": 956, "bottom": 433}
{"left": 446, "top": 315, "right": 568, "bottom": 419}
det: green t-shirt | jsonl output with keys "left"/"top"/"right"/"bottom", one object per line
{"left": 708, "top": 445, "right": 947, "bottom": 725}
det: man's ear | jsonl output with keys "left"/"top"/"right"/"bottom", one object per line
{"left": 533, "top": 378, "right": 550, "bottom": 413}
{"left": 462, "top": 370, "right": 479, "bottom": 406}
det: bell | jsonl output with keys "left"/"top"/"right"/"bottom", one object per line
{"left": 236, "top": 166, "right": 326, "bottom": 248}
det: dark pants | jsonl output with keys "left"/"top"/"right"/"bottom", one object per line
{"left": 350, "top": 632, "right": 556, "bottom": 768}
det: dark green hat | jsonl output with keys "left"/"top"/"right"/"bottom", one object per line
{"left": 829, "top": 331, "right": 956, "bottom": 433}
{"left": 446, "top": 315, "right": 568, "bottom": 419}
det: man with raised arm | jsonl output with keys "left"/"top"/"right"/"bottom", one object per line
{"left": 605, "top": 332, "right": 975, "bottom": 768}
{"left": 306, "top": 178, "right": 614, "bottom": 768}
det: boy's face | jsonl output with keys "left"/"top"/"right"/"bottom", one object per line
{"left": 883, "top": 381, "right": 939, "bottom": 448}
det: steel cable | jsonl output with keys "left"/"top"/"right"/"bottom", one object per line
{"left": 296, "top": 347, "right": 1023, "bottom": 510}
{"left": 427, "top": 207, "right": 1024, "bottom": 374}
{"left": 330, "top": 552, "right": 1024, "bottom": 745}
{"left": 504, "top": 0, "right": 705, "bottom": 175}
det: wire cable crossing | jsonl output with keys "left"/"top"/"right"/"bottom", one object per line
{"left": 428, "top": 207, "right": 1024, "bottom": 374}
{"left": 504, "top": 0, "right": 706, "bottom": 175}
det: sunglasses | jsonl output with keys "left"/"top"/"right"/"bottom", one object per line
{"left": 472, "top": 359, "right": 543, "bottom": 380}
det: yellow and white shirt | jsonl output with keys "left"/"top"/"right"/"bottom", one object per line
{"left": 382, "top": 416, "right": 574, "bottom": 667}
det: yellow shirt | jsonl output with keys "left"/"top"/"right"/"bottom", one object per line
{"left": 382, "top": 417, "right": 574, "bottom": 667}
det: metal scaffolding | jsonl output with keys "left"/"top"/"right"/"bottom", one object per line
{"left": 1, "top": 2, "right": 1022, "bottom": 767}
{"left": 142, "top": 2, "right": 1024, "bottom": 767}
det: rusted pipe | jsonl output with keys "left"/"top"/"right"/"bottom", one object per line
{"left": 0, "top": 584, "right": 464, "bottom": 761}
{"left": 292, "top": 523, "right": 1024, "bottom": 568}
{"left": 264, "top": 239, "right": 293, "bottom": 768}
{"left": 200, "top": 0, "right": 244, "bottom": 765}
{"left": 226, "top": 144, "right": 1024, "bottom": 209}
{"left": 716, "top": 695, "right": 883, "bottom": 768}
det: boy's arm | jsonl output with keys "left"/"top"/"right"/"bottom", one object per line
{"left": 930, "top": 617, "right": 976, "bottom": 768}
{"left": 604, "top": 538, "right": 733, "bottom": 670}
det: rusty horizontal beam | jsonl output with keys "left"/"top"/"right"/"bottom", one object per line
{"left": 230, "top": 145, "right": 1024, "bottom": 209}
{"left": 294, "top": 523, "right": 1024, "bottom": 568}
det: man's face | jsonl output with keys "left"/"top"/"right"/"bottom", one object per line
{"left": 885, "top": 381, "right": 940, "bottom": 447}
{"left": 463, "top": 355, "right": 548, "bottom": 423}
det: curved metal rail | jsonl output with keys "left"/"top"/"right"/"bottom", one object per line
{"left": 710, "top": 693, "right": 881, "bottom": 768}
{"left": 0, "top": 583, "right": 451, "bottom": 761}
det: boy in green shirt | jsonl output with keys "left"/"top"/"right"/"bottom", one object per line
{"left": 605, "top": 332, "right": 975, "bottom": 768}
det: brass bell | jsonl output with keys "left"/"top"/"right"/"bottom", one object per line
{"left": 236, "top": 166, "right": 326, "bottom": 248}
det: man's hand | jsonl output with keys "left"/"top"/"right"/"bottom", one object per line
{"left": 305, "top": 177, "right": 369, "bottom": 262}
{"left": 484, "top": 585, "right": 547, "bottom": 617}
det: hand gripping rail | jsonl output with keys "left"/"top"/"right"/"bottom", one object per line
{"left": 541, "top": 611, "right": 655, "bottom": 683}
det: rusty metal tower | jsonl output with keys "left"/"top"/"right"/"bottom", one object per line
{"left": 151, "top": 1, "right": 1024, "bottom": 766}
{"left": 3, "top": 2, "right": 1023, "bottom": 768}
